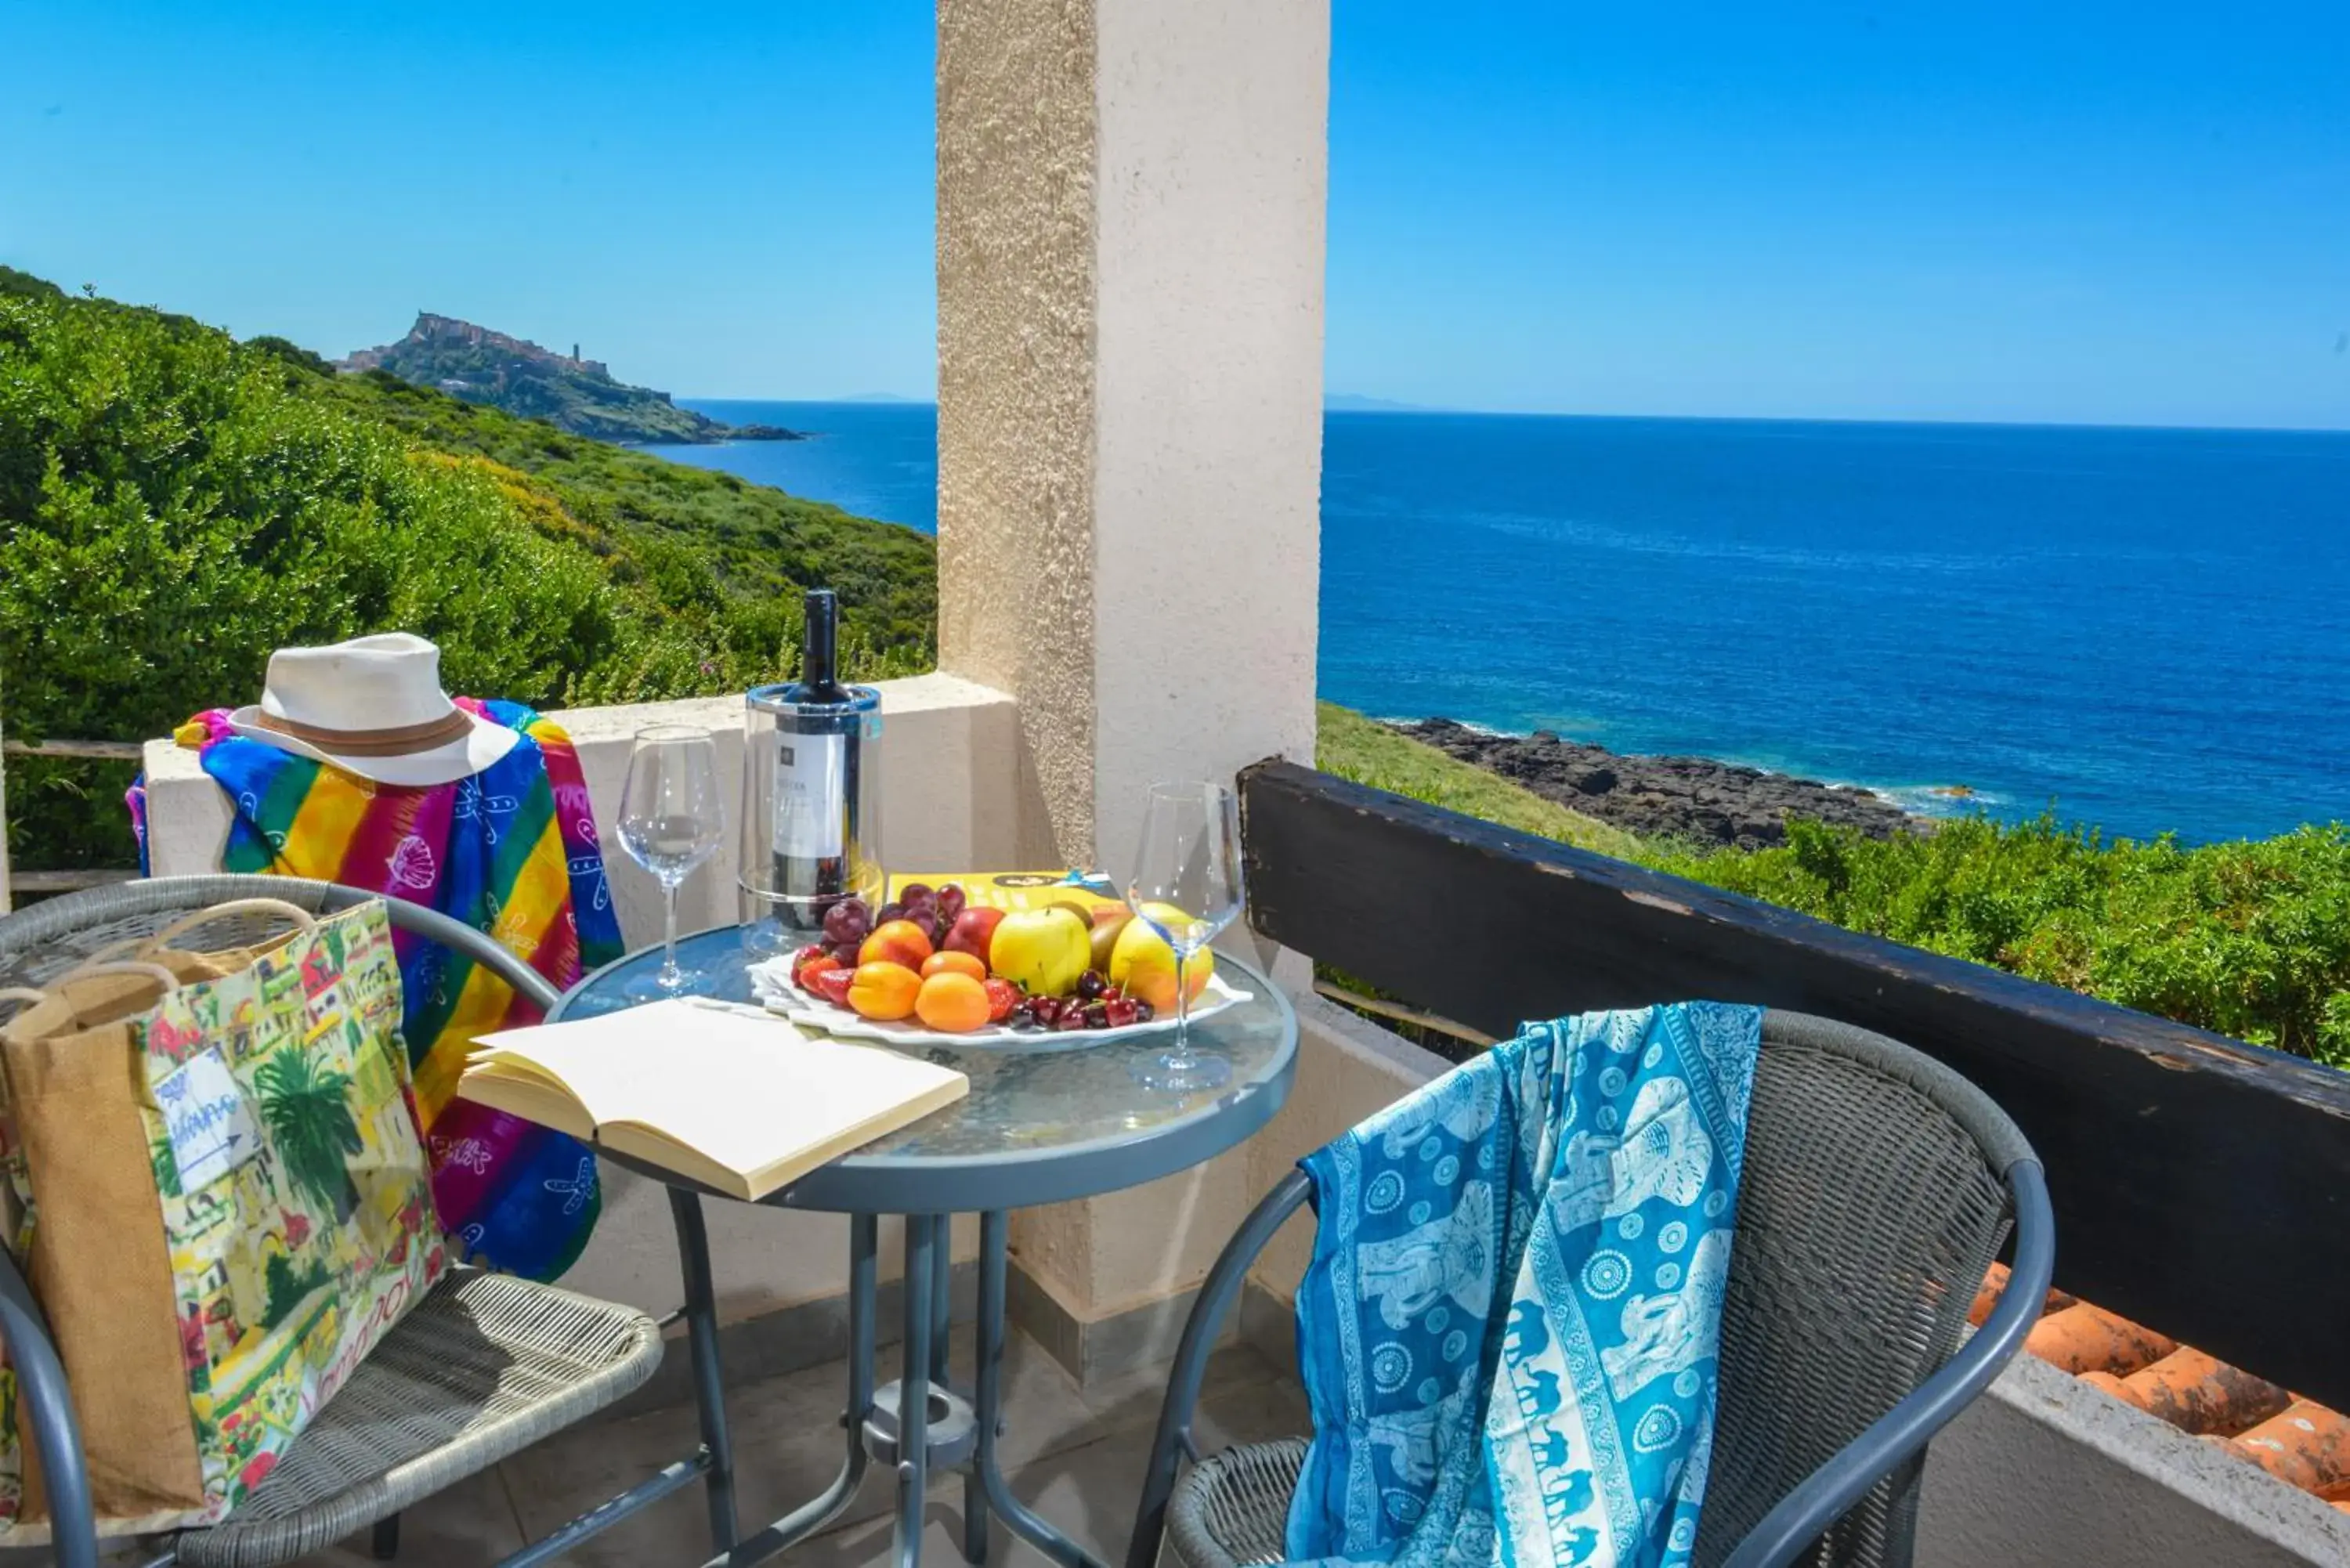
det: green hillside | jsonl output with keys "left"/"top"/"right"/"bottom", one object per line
{"left": 312, "top": 368, "right": 934, "bottom": 655}
{"left": 0, "top": 268, "right": 935, "bottom": 869}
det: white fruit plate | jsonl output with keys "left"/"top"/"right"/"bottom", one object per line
{"left": 744, "top": 958, "right": 1253, "bottom": 1052}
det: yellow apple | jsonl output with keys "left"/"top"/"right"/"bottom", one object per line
{"left": 1108, "top": 903, "right": 1213, "bottom": 1013}
{"left": 989, "top": 907, "right": 1090, "bottom": 996}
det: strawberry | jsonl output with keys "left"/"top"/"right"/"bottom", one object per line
{"left": 809, "top": 966, "right": 855, "bottom": 1009}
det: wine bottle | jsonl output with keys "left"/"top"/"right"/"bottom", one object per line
{"left": 797, "top": 587, "right": 851, "bottom": 705}
{"left": 739, "top": 591, "right": 883, "bottom": 947}
{"left": 773, "top": 588, "right": 856, "bottom": 911}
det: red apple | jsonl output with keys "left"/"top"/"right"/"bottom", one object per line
{"left": 943, "top": 906, "right": 1007, "bottom": 967}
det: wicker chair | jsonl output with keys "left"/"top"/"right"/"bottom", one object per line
{"left": 1129, "top": 1010, "right": 2056, "bottom": 1568}
{"left": 0, "top": 876, "right": 737, "bottom": 1568}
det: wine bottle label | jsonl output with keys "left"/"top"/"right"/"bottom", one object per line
{"left": 773, "top": 733, "right": 847, "bottom": 858}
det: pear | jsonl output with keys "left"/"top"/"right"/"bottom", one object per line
{"left": 1090, "top": 909, "right": 1132, "bottom": 974}
{"left": 1108, "top": 904, "right": 1213, "bottom": 1013}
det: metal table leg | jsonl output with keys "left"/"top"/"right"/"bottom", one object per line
{"left": 698, "top": 1214, "right": 876, "bottom": 1568}
{"left": 973, "top": 1210, "right": 1106, "bottom": 1568}
{"left": 896, "top": 1213, "right": 937, "bottom": 1568}
{"left": 692, "top": 1208, "right": 1099, "bottom": 1568}
{"left": 670, "top": 1188, "right": 738, "bottom": 1553}
{"left": 931, "top": 1212, "right": 955, "bottom": 1387}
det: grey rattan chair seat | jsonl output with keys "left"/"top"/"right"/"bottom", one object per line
{"left": 0, "top": 877, "right": 678, "bottom": 1568}
{"left": 174, "top": 1269, "right": 662, "bottom": 1568}
{"left": 1143, "top": 1010, "right": 2049, "bottom": 1568}
{"left": 1166, "top": 1439, "right": 1303, "bottom": 1568}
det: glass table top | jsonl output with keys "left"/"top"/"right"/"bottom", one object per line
{"left": 553, "top": 924, "right": 1300, "bottom": 1213}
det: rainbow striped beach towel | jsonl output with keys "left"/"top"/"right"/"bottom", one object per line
{"left": 147, "top": 699, "right": 624, "bottom": 1281}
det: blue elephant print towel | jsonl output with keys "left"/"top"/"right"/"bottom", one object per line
{"left": 1289, "top": 1003, "right": 1763, "bottom": 1568}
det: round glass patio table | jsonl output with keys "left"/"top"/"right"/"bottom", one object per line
{"left": 548, "top": 924, "right": 1299, "bottom": 1568}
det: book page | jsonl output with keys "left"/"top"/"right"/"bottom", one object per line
{"left": 468, "top": 998, "right": 966, "bottom": 1182}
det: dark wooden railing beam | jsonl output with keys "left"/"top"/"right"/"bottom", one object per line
{"left": 1239, "top": 758, "right": 2350, "bottom": 1407}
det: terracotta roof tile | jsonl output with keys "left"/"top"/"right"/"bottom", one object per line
{"left": 1974, "top": 1262, "right": 2349, "bottom": 1516}
{"left": 2228, "top": 1402, "right": 2350, "bottom": 1495}
{"left": 2093, "top": 1346, "right": 2292, "bottom": 1436}
{"left": 2022, "top": 1302, "right": 2176, "bottom": 1378}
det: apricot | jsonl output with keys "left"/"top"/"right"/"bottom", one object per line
{"left": 914, "top": 971, "right": 991, "bottom": 1033}
{"left": 920, "top": 950, "right": 989, "bottom": 982}
{"left": 859, "top": 919, "right": 935, "bottom": 971}
{"left": 847, "top": 961, "right": 922, "bottom": 1021}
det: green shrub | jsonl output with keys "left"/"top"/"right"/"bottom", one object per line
{"left": 1646, "top": 815, "right": 2350, "bottom": 1068}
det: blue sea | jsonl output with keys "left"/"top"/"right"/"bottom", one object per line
{"left": 666, "top": 400, "right": 2350, "bottom": 845}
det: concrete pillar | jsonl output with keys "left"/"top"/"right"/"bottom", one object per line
{"left": 936, "top": 0, "right": 1329, "bottom": 1375}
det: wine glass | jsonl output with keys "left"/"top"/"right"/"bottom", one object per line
{"left": 1123, "top": 781, "right": 1246, "bottom": 1093}
{"left": 616, "top": 725, "right": 726, "bottom": 1000}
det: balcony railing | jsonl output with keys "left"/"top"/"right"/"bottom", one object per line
{"left": 1236, "top": 757, "right": 2350, "bottom": 1414}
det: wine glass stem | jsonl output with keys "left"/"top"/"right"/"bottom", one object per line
{"left": 660, "top": 880, "right": 683, "bottom": 988}
{"left": 1170, "top": 949, "right": 1191, "bottom": 1063}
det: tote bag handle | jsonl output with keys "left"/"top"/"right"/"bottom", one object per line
{"left": 0, "top": 963, "right": 181, "bottom": 1031}
{"left": 45, "top": 961, "right": 185, "bottom": 995}
{"left": 141, "top": 898, "right": 319, "bottom": 957}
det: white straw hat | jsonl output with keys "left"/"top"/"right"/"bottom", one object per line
{"left": 226, "top": 633, "right": 519, "bottom": 787}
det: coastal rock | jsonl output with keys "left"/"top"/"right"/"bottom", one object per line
{"left": 1392, "top": 718, "right": 1921, "bottom": 850}
{"left": 339, "top": 313, "right": 747, "bottom": 446}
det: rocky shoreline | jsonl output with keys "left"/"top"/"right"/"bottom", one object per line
{"left": 1390, "top": 717, "right": 1923, "bottom": 850}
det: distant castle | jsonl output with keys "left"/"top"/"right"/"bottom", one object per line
{"left": 339, "top": 313, "right": 609, "bottom": 379}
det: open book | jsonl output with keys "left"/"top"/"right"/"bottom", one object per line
{"left": 457, "top": 998, "right": 969, "bottom": 1201}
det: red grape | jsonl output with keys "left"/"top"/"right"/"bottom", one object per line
{"left": 822, "top": 899, "right": 872, "bottom": 946}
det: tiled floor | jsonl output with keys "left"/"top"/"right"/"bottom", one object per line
{"left": 277, "top": 1328, "right": 1307, "bottom": 1568}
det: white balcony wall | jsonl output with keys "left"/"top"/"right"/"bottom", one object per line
{"left": 139, "top": 673, "right": 1033, "bottom": 1323}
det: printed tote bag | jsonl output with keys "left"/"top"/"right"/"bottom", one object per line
{"left": 0, "top": 898, "right": 446, "bottom": 1541}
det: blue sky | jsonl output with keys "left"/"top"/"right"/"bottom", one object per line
{"left": 4, "top": 2, "right": 2345, "bottom": 427}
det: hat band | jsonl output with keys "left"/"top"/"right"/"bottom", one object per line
{"left": 251, "top": 707, "right": 477, "bottom": 757}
